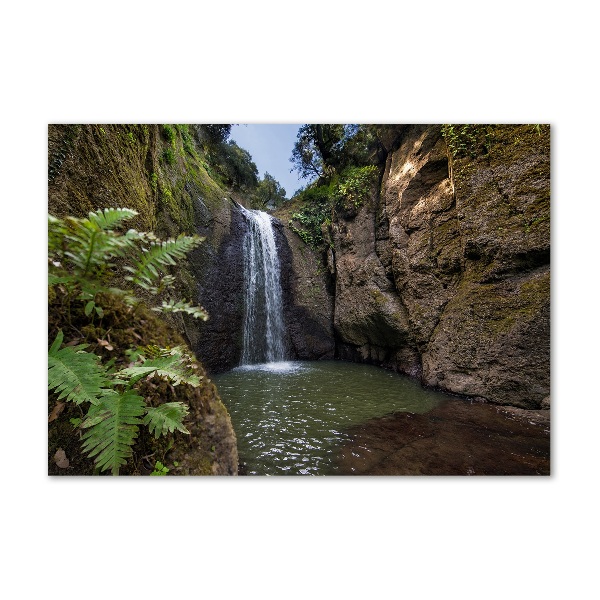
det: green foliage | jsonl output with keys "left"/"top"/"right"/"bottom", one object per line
{"left": 336, "top": 165, "right": 379, "bottom": 209}
{"left": 81, "top": 389, "right": 146, "bottom": 475}
{"left": 251, "top": 172, "right": 287, "bottom": 209}
{"left": 179, "top": 125, "right": 196, "bottom": 155}
{"left": 144, "top": 403, "right": 190, "bottom": 438}
{"left": 161, "top": 147, "right": 175, "bottom": 165}
{"left": 48, "top": 330, "right": 111, "bottom": 406}
{"left": 116, "top": 346, "right": 202, "bottom": 387}
{"left": 162, "top": 124, "right": 176, "bottom": 144}
{"left": 48, "top": 207, "right": 210, "bottom": 475}
{"left": 196, "top": 124, "right": 231, "bottom": 147}
{"left": 289, "top": 166, "right": 378, "bottom": 248}
{"left": 441, "top": 124, "right": 478, "bottom": 158}
{"left": 48, "top": 208, "right": 207, "bottom": 318}
{"left": 289, "top": 202, "right": 332, "bottom": 247}
{"left": 210, "top": 140, "right": 259, "bottom": 190}
{"left": 48, "top": 208, "right": 139, "bottom": 289}
{"left": 290, "top": 124, "right": 382, "bottom": 180}
{"left": 441, "top": 124, "right": 496, "bottom": 158}
{"left": 152, "top": 299, "right": 208, "bottom": 320}
{"left": 124, "top": 233, "right": 203, "bottom": 291}
{"left": 150, "top": 461, "right": 169, "bottom": 476}
{"left": 48, "top": 330, "right": 201, "bottom": 475}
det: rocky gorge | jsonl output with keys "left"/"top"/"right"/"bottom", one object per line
{"left": 193, "top": 125, "right": 549, "bottom": 410}
{"left": 48, "top": 123, "right": 550, "bottom": 476}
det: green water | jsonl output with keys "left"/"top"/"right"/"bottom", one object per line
{"left": 213, "top": 360, "right": 449, "bottom": 475}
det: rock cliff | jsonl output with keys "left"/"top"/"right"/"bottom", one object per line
{"left": 327, "top": 124, "right": 550, "bottom": 409}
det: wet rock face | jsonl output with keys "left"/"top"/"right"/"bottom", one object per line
{"left": 331, "top": 125, "right": 550, "bottom": 408}
{"left": 187, "top": 202, "right": 246, "bottom": 372}
{"left": 191, "top": 203, "right": 336, "bottom": 370}
{"left": 277, "top": 220, "right": 335, "bottom": 361}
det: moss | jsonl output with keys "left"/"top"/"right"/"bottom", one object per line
{"left": 445, "top": 270, "right": 549, "bottom": 338}
{"left": 48, "top": 124, "right": 157, "bottom": 231}
{"left": 370, "top": 289, "right": 388, "bottom": 305}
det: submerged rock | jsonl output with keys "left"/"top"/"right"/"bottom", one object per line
{"left": 336, "top": 401, "right": 550, "bottom": 475}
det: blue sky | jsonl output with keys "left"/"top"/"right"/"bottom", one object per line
{"left": 229, "top": 124, "right": 309, "bottom": 198}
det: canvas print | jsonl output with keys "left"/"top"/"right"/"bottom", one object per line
{"left": 48, "top": 124, "right": 550, "bottom": 476}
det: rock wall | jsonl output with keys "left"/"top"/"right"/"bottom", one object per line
{"left": 188, "top": 199, "right": 335, "bottom": 371}
{"left": 48, "top": 124, "right": 240, "bottom": 473}
{"left": 329, "top": 124, "right": 550, "bottom": 409}
{"left": 277, "top": 221, "right": 336, "bottom": 361}
{"left": 186, "top": 197, "right": 247, "bottom": 371}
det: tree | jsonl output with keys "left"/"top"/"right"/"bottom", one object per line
{"left": 214, "top": 140, "right": 259, "bottom": 189}
{"left": 290, "top": 124, "right": 346, "bottom": 180}
{"left": 290, "top": 124, "right": 383, "bottom": 181}
{"left": 252, "top": 172, "right": 287, "bottom": 209}
{"left": 196, "top": 124, "right": 231, "bottom": 146}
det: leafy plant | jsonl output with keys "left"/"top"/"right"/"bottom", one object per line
{"left": 441, "top": 124, "right": 496, "bottom": 158}
{"left": 48, "top": 330, "right": 199, "bottom": 475}
{"left": 48, "top": 331, "right": 112, "bottom": 405}
{"left": 441, "top": 124, "right": 479, "bottom": 158}
{"left": 48, "top": 207, "right": 208, "bottom": 321}
{"left": 48, "top": 207, "right": 209, "bottom": 475}
{"left": 289, "top": 166, "right": 378, "bottom": 248}
{"left": 150, "top": 461, "right": 169, "bottom": 476}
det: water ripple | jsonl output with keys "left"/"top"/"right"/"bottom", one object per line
{"left": 215, "top": 360, "right": 447, "bottom": 475}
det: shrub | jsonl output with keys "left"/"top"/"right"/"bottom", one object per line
{"left": 48, "top": 207, "right": 210, "bottom": 475}
{"left": 289, "top": 165, "right": 379, "bottom": 248}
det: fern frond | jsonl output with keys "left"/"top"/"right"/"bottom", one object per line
{"left": 48, "top": 330, "right": 112, "bottom": 405}
{"left": 116, "top": 347, "right": 202, "bottom": 387}
{"left": 143, "top": 402, "right": 190, "bottom": 438}
{"left": 87, "top": 207, "right": 138, "bottom": 231}
{"left": 152, "top": 299, "right": 209, "bottom": 320}
{"left": 81, "top": 390, "right": 146, "bottom": 475}
{"left": 48, "top": 273, "right": 77, "bottom": 287}
{"left": 61, "top": 214, "right": 139, "bottom": 278}
{"left": 125, "top": 234, "right": 204, "bottom": 290}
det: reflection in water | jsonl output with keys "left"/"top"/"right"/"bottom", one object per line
{"left": 214, "top": 360, "right": 448, "bottom": 475}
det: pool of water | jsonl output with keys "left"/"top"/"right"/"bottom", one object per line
{"left": 213, "top": 360, "right": 450, "bottom": 475}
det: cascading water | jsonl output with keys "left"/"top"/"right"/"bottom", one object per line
{"left": 239, "top": 206, "right": 286, "bottom": 365}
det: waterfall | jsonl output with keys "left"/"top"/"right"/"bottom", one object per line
{"left": 239, "top": 206, "right": 286, "bottom": 364}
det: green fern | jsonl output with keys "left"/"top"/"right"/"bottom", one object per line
{"left": 116, "top": 347, "right": 202, "bottom": 387}
{"left": 48, "top": 332, "right": 200, "bottom": 475}
{"left": 48, "top": 207, "right": 207, "bottom": 475}
{"left": 49, "top": 208, "right": 207, "bottom": 315}
{"left": 54, "top": 210, "right": 138, "bottom": 277}
{"left": 144, "top": 402, "right": 190, "bottom": 438}
{"left": 87, "top": 207, "right": 138, "bottom": 231}
{"left": 124, "top": 234, "right": 204, "bottom": 290}
{"left": 81, "top": 389, "right": 146, "bottom": 475}
{"left": 48, "top": 330, "right": 112, "bottom": 405}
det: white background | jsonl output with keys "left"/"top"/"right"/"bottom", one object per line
{"left": 1, "top": 1, "right": 597, "bottom": 599}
